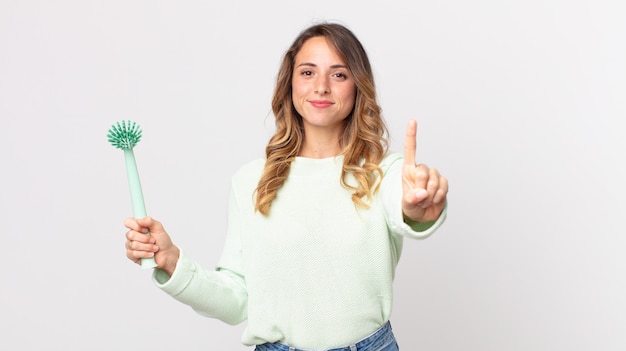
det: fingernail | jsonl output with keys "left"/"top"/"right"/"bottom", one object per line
{"left": 415, "top": 189, "right": 427, "bottom": 198}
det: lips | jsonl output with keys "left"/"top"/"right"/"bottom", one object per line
{"left": 309, "top": 100, "right": 334, "bottom": 108}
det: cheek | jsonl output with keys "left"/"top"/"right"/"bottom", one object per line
{"left": 342, "top": 89, "right": 356, "bottom": 112}
{"left": 291, "top": 79, "right": 304, "bottom": 100}
{"left": 292, "top": 79, "right": 311, "bottom": 106}
{"left": 291, "top": 88, "right": 305, "bottom": 116}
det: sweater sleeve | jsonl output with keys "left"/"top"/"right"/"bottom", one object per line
{"left": 151, "top": 184, "right": 249, "bottom": 325}
{"left": 152, "top": 251, "right": 247, "bottom": 325}
{"left": 380, "top": 152, "right": 448, "bottom": 240}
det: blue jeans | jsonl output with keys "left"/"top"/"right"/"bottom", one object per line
{"left": 254, "top": 321, "right": 399, "bottom": 351}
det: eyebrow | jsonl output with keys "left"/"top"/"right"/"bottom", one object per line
{"left": 296, "top": 62, "right": 348, "bottom": 69}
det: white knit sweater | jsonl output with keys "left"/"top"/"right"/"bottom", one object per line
{"left": 153, "top": 152, "right": 447, "bottom": 350}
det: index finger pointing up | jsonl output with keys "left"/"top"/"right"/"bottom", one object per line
{"left": 404, "top": 119, "right": 417, "bottom": 166}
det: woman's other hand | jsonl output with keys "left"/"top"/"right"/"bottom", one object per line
{"left": 401, "top": 119, "right": 448, "bottom": 223}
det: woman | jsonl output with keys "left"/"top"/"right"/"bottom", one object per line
{"left": 124, "top": 22, "right": 448, "bottom": 350}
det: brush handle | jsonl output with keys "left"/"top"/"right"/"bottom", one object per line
{"left": 124, "top": 148, "right": 158, "bottom": 269}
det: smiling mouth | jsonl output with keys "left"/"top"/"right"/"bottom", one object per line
{"left": 309, "top": 100, "right": 334, "bottom": 108}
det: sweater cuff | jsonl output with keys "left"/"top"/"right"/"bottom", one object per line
{"left": 403, "top": 216, "right": 437, "bottom": 232}
{"left": 152, "top": 249, "right": 196, "bottom": 297}
{"left": 392, "top": 203, "right": 448, "bottom": 240}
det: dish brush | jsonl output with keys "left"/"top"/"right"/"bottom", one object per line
{"left": 107, "top": 120, "right": 158, "bottom": 269}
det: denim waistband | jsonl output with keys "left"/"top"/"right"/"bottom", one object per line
{"left": 255, "top": 321, "right": 395, "bottom": 351}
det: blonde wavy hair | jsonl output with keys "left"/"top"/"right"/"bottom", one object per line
{"left": 255, "top": 23, "right": 389, "bottom": 215}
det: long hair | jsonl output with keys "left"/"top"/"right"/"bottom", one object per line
{"left": 255, "top": 22, "right": 389, "bottom": 215}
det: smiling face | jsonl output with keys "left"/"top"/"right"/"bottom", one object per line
{"left": 291, "top": 36, "right": 356, "bottom": 137}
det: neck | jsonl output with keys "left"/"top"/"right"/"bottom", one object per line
{"left": 298, "top": 124, "right": 344, "bottom": 158}
{"left": 298, "top": 136, "right": 343, "bottom": 159}
{"left": 298, "top": 146, "right": 341, "bottom": 158}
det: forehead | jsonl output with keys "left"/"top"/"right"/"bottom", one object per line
{"left": 295, "top": 36, "right": 344, "bottom": 64}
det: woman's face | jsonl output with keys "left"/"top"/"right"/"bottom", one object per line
{"left": 291, "top": 36, "right": 356, "bottom": 134}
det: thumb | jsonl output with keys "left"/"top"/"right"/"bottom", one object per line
{"left": 135, "top": 216, "right": 164, "bottom": 233}
{"left": 136, "top": 216, "right": 155, "bottom": 227}
{"left": 413, "top": 188, "right": 428, "bottom": 203}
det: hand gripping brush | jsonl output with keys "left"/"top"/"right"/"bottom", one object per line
{"left": 107, "top": 121, "right": 158, "bottom": 269}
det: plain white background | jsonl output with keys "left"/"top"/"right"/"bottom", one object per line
{"left": 1, "top": 0, "right": 624, "bottom": 350}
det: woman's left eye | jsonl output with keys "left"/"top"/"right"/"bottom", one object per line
{"left": 333, "top": 72, "right": 347, "bottom": 79}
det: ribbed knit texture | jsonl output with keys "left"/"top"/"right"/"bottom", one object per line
{"left": 153, "top": 152, "right": 447, "bottom": 350}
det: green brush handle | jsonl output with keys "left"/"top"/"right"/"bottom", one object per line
{"left": 124, "top": 148, "right": 158, "bottom": 269}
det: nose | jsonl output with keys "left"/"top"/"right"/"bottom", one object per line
{"left": 314, "top": 76, "right": 330, "bottom": 95}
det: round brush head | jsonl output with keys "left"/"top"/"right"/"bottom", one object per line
{"left": 107, "top": 120, "right": 143, "bottom": 150}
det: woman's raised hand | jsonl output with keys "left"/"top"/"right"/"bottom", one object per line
{"left": 401, "top": 119, "right": 448, "bottom": 223}
{"left": 124, "top": 216, "right": 180, "bottom": 275}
